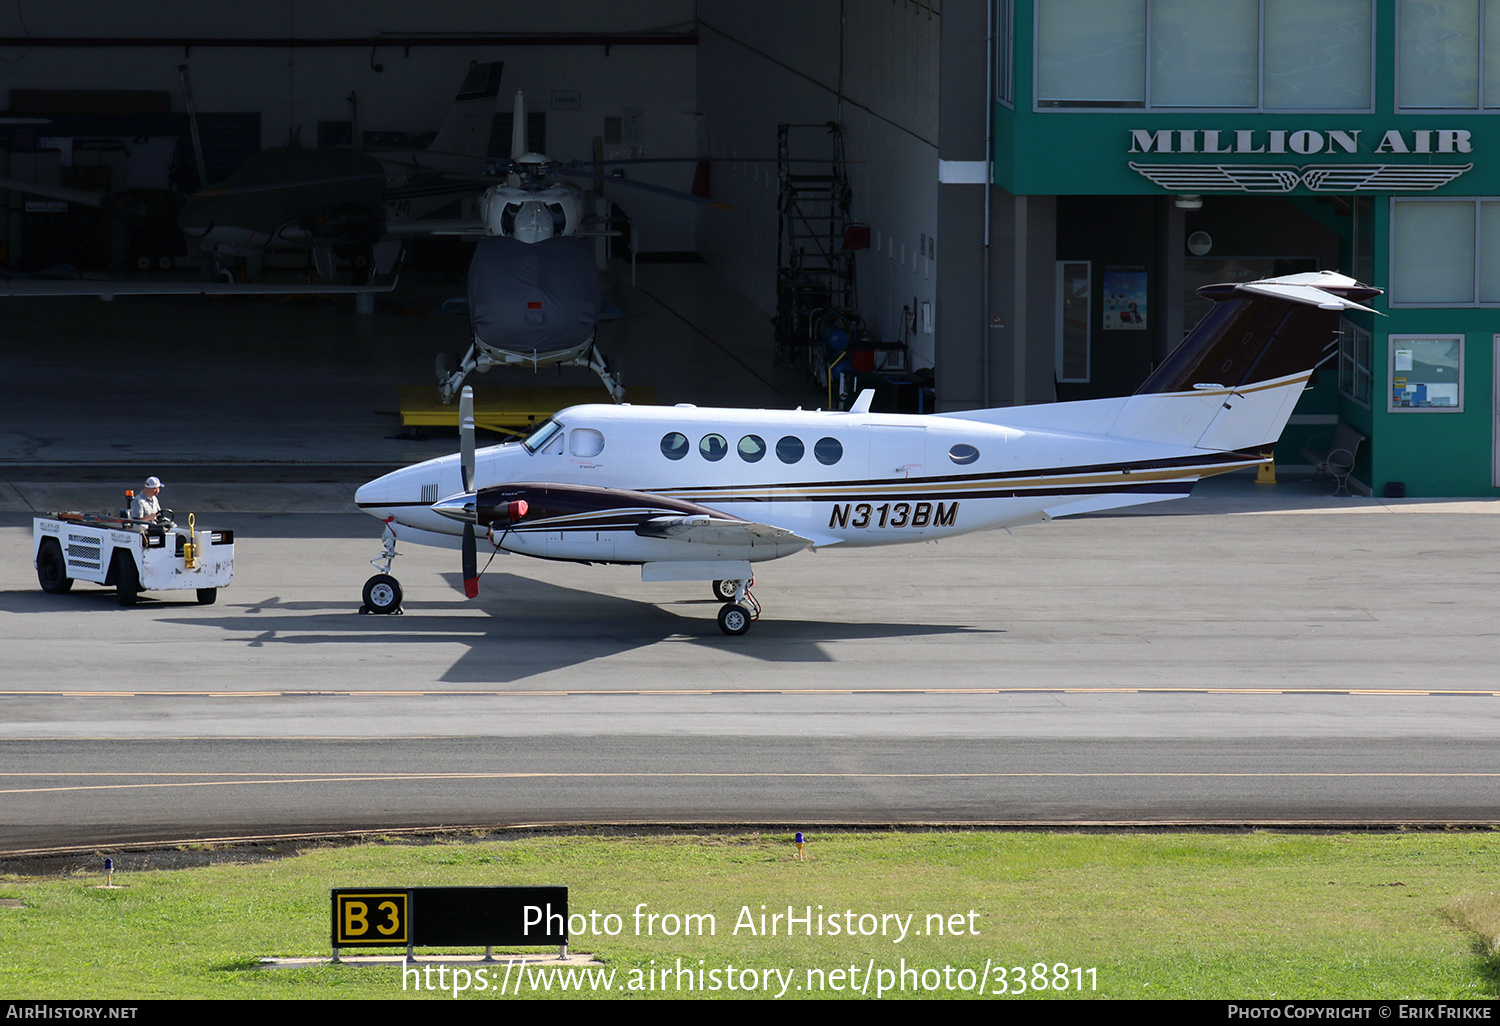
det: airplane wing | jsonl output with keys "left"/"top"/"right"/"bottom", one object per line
{"left": 635, "top": 514, "right": 814, "bottom": 558}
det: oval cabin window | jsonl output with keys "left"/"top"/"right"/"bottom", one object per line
{"left": 661, "top": 432, "right": 689, "bottom": 460}
{"left": 738, "top": 435, "right": 767, "bottom": 462}
{"left": 775, "top": 436, "right": 805, "bottom": 463}
{"left": 814, "top": 437, "right": 843, "bottom": 465}
{"left": 700, "top": 434, "right": 729, "bottom": 461}
{"left": 948, "top": 444, "right": 980, "bottom": 465}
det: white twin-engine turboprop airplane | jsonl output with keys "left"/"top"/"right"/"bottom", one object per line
{"left": 355, "top": 271, "right": 1380, "bottom": 634}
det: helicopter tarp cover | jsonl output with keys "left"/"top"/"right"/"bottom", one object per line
{"left": 468, "top": 235, "right": 600, "bottom": 354}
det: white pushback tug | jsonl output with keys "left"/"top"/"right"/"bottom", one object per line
{"left": 34, "top": 506, "right": 234, "bottom": 606}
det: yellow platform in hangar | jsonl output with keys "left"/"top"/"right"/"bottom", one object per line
{"left": 396, "top": 384, "right": 658, "bottom": 437}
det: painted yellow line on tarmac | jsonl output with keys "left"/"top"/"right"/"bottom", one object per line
{"left": 3, "top": 688, "right": 1498, "bottom": 698}
{"left": 4, "top": 770, "right": 1500, "bottom": 796}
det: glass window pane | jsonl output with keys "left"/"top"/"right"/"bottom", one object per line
{"left": 660, "top": 432, "right": 688, "bottom": 460}
{"left": 1479, "top": 202, "right": 1500, "bottom": 302}
{"left": 737, "top": 435, "right": 767, "bottom": 462}
{"left": 1400, "top": 0, "right": 1480, "bottom": 108}
{"left": 1486, "top": 0, "right": 1500, "bottom": 104}
{"left": 1151, "top": 0, "right": 1259, "bottom": 107}
{"left": 814, "top": 437, "right": 843, "bottom": 465}
{"left": 1265, "top": 0, "right": 1373, "bottom": 108}
{"left": 775, "top": 436, "right": 805, "bottom": 464}
{"left": 699, "top": 434, "right": 728, "bottom": 461}
{"left": 1036, "top": 0, "right": 1146, "bottom": 106}
{"left": 1391, "top": 201, "right": 1476, "bottom": 304}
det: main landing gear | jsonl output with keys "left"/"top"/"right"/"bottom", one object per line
{"left": 713, "top": 578, "right": 760, "bottom": 636}
{"left": 359, "top": 518, "right": 404, "bottom": 615}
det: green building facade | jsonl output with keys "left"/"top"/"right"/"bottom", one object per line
{"left": 990, "top": 1, "right": 1500, "bottom": 496}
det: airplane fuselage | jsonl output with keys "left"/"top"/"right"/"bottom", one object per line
{"left": 355, "top": 400, "right": 1264, "bottom": 565}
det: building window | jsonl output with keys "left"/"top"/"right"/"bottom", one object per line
{"left": 1338, "top": 318, "right": 1372, "bottom": 408}
{"left": 1035, "top": 0, "right": 1373, "bottom": 111}
{"left": 1389, "top": 198, "right": 1500, "bottom": 306}
{"left": 1397, "top": 0, "right": 1500, "bottom": 109}
{"left": 1056, "top": 261, "right": 1091, "bottom": 383}
{"left": 995, "top": 0, "right": 1015, "bottom": 107}
{"left": 1389, "top": 335, "right": 1464, "bottom": 411}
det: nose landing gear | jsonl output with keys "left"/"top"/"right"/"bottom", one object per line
{"left": 359, "top": 518, "right": 404, "bottom": 615}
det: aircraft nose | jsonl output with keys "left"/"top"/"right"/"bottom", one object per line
{"left": 354, "top": 473, "right": 397, "bottom": 515}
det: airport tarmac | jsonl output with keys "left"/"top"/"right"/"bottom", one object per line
{"left": 2, "top": 263, "right": 1498, "bottom": 853}
{"left": 2, "top": 481, "right": 1498, "bottom": 852}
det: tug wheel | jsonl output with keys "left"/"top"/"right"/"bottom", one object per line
{"left": 36, "top": 540, "right": 73, "bottom": 594}
{"left": 115, "top": 553, "right": 140, "bottom": 606}
{"left": 362, "top": 573, "right": 403, "bottom": 614}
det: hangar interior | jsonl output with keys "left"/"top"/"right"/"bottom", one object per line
{"left": 3, "top": 2, "right": 1491, "bottom": 496}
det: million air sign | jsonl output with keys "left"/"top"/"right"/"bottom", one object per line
{"left": 1127, "top": 128, "right": 1472, "bottom": 192}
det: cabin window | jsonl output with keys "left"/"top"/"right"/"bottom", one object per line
{"left": 949, "top": 443, "right": 980, "bottom": 465}
{"left": 737, "top": 435, "right": 767, "bottom": 462}
{"left": 660, "top": 432, "right": 689, "bottom": 460}
{"left": 814, "top": 437, "right": 843, "bottom": 465}
{"left": 776, "top": 436, "right": 805, "bottom": 463}
{"left": 570, "top": 428, "right": 605, "bottom": 458}
{"left": 700, "top": 434, "right": 729, "bottom": 461}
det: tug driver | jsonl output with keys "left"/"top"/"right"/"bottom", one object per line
{"left": 131, "top": 476, "right": 163, "bottom": 521}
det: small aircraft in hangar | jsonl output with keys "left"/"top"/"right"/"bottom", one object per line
{"left": 431, "top": 90, "right": 733, "bottom": 405}
{"left": 354, "top": 270, "right": 1380, "bottom": 635}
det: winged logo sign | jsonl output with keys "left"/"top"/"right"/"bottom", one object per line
{"left": 1128, "top": 162, "right": 1472, "bottom": 193}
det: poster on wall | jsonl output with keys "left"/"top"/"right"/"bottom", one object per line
{"left": 1103, "top": 269, "right": 1147, "bottom": 330}
{"left": 1389, "top": 337, "right": 1462, "bottom": 412}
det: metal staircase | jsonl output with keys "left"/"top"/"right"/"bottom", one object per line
{"left": 775, "top": 122, "right": 859, "bottom": 370}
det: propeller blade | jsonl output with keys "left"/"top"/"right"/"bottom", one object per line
{"left": 462, "top": 522, "right": 479, "bottom": 598}
{"left": 459, "top": 386, "right": 475, "bottom": 493}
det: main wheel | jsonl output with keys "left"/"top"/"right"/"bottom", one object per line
{"left": 115, "top": 553, "right": 140, "bottom": 606}
{"left": 362, "top": 573, "right": 403, "bottom": 614}
{"left": 710, "top": 577, "right": 754, "bottom": 602}
{"left": 717, "top": 603, "right": 751, "bottom": 636}
{"left": 36, "top": 540, "right": 73, "bottom": 594}
{"left": 196, "top": 588, "right": 217, "bottom": 605}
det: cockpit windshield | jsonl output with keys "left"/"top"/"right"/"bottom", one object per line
{"left": 522, "top": 417, "right": 563, "bottom": 454}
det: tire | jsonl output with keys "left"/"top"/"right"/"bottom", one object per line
{"left": 717, "top": 603, "right": 751, "bottom": 636}
{"left": 436, "top": 351, "right": 456, "bottom": 385}
{"left": 115, "top": 552, "right": 140, "bottom": 606}
{"left": 362, "top": 573, "right": 403, "bottom": 615}
{"left": 711, "top": 578, "right": 754, "bottom": 602}
{"left": 36, "top": 540, "right": 73, "bottom": 594}
{"left": 196, "top": 588, "right": 217, "bottom": 605}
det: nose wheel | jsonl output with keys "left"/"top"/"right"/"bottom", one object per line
{"left": 361, "top": 573, "right": 403, "bottom": 615}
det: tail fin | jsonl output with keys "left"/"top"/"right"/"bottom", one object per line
{"left": 1136, "top": 271, "right": 1380, "bottom": 396}
{"left": 1107, "top": 271, "right": 1380, "bottom": 453}
{"left": 427, "top": 61, "right": 504, "bottom": 159}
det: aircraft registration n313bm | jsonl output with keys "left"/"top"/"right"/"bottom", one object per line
{"left": 355, "top": 270, "right": 1379, "bottom": 634}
